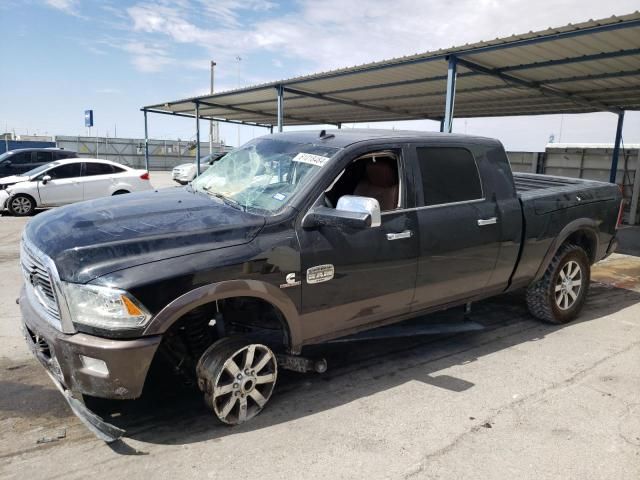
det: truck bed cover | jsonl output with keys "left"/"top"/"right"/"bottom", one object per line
{"left": 513, "top": 173, "right": 618, "bottom": 215}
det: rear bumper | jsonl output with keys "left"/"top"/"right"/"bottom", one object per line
{"left": 20, "top": 286, "right": 161, "bottom": 400}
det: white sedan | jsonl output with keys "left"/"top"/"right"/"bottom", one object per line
{"left": 0, "top": 158, "right": 152, "bottom": 216}
{"left": 172, "top": 152, "right": 227, "bottom": 184}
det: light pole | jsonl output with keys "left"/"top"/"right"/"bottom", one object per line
{"left": 236, "top": 55, "right": 242, "bottom": 146}
{"left": 209, "top": 60, "right": 218, "bottom": 154}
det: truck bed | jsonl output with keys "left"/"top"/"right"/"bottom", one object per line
{"left": 513, "top": 172, "right": 618, "bottom": 214}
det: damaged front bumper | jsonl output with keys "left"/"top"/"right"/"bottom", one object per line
{"left": 19, "top": 286, "right": 162, "bottom": 441}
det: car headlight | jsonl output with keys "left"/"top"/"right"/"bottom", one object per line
{"left": 62, "top": 283, "right": 151, "bottom": 330}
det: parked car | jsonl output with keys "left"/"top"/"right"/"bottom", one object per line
{"left": 0, "top": 148, "right": 77, "bottom": 176}
{"left": 1, "top": 158, "right": 151, "bottom": 216}
{"left": 18, "top": 130, "right": 622, "bottom": 439}
{"left": 172, "top": 152, "right": 227, "bottom": 184}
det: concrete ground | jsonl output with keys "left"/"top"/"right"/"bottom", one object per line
{"left": 0, "top": 190, "right": 639, "bottom": 479}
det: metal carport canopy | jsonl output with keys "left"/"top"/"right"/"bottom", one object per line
{"left": 144, "top": 11, "right": 640, "bottom": 127}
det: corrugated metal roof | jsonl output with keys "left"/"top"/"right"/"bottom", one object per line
{"left": 144, "top": 12, "right": 640, "bottom": 126}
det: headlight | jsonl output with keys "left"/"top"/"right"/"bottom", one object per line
{"left": 62, "top": 283, "right": 151, "bottom": 330}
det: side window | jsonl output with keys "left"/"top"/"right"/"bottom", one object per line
{"left": 9, "top": 152, "right": 32, "bottom": 164}
{"left": 35, "top": 151, "right": 53, "bottom": 164}
{"left": 53, "top": 152, "right": 74, "bottom": 160}
{"left": 416, "top": 147, "right": 483, "bottom": 206}
{"left": 47, "top": 163, "right": 81, "bottom": 179}
{"left": 112, "top": 165, "right": 126, "bottom": 173}
{"left": 84, "top": 163, "right": 115, "bottom": 176}
{"left": 324, "top": 150, "right": 401, "bottom": 212}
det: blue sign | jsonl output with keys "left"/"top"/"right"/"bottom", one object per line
{"left": 84, "top": 110, "right": 94, "bottom": 127}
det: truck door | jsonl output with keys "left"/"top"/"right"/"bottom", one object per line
{"left": 296, "top": 146, "right": 419, "bottom": 343}
{"left": 411, "top": 145, "right": 501, "bottom": 310}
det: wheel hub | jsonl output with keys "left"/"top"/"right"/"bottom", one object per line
{"left": 209, "top": 343, "right": 278, "bottom": 425}
{"left": 555, "top": 260, "right": 582, "bottom": 310}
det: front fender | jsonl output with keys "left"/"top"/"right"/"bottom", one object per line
{"left": 142, "top": 279, "right": 303, "bottom": 353}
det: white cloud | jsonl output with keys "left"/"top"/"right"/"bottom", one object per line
{"left": 44, "top": 0, "right": 85, "bottom": 18}
{"left": 124, "top": 42, "right": 173, "bottom": 72}
{"left": 96, "top": 87, "right": 121, "bottom": 94}
{"left": 122, "top": 0, "right": 640, "bottom": 76}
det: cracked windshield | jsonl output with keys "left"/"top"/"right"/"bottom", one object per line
{"left": 191, "top": 138, "right": 339, "bottom": 214}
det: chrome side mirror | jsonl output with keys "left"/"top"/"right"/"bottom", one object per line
{"left": 302, "top": 195, "right": 382, "bottom": 230}
{"left": 336, "top": 195, "right": 381, "bottom": 228}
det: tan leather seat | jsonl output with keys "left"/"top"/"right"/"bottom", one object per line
{"left": 353, "top": 159, "right": 399, "bottom": 211}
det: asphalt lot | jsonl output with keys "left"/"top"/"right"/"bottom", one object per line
{"left": 0, "top": 179, "right": 639, "bottom": 479}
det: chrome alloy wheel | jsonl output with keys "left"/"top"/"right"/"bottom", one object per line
{"left": 555, "top": 260, "right": 582, "bottom": 310}
{"left": 11, "top": 196, "right": 32, "bottom": 215}
{"left": 212, "top": 344, "right": 277, "bottom": 425}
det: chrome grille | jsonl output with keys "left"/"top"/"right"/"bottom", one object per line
{"left": 20, "top": 240, "right": 61, "bottom": 325}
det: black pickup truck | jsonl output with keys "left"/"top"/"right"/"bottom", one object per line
{"left": 19, "top": 130, "right": 622, "bottom": 437}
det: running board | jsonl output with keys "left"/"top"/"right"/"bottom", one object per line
{"left": 328, "top": 320, "right": 485, "bottom": 343}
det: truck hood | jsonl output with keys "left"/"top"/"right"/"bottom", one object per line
{"left": 24, "top": 188, "right": 266, "bottom": 283}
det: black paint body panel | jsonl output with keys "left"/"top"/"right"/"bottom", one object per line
{"left": 22, "top": 130, "right": 621, "bottom": 356}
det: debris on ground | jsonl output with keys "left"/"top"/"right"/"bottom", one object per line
{"left": 36, "top": 429, "right": 66, "bottom": 444}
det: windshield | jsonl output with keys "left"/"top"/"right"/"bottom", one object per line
{"left": 21, "top": 161, "right": 60, "bottom": 177}
{"left": 0, "top": 152, "right": 14, "bottom": 163}
{"left": 191, "top": 138, "right": 339, "bottom": 214}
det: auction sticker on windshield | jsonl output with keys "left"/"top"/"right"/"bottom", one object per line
{"left": 292, "top": 152, "right": 330, "bottom": 167}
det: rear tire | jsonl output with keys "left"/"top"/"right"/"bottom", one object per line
{"left": 526, "top": 244, "right": 590, "bottom": 324}
{"left": 196, "top": 337, "right": 278, "bottom": 425}
{"left": 112, "top": 190, "right": 129, "bottom": 195}
{"left": 8, "top": 194, "right": 36, "bottom": 216}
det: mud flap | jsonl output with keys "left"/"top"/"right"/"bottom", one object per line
{"left": 45, "top": 370, "right": 125, "bottom": 443}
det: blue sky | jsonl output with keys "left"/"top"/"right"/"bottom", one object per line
{"left": 1, "top": 0, "right": 639, "bottom": 150}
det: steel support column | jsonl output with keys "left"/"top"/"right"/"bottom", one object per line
{"left": 276, "top": 85, "right": 284, "bottom": 132}
{"left": 610, "top": 111, "right": 625, "bottom": 183}
{"left": 195, "top": 101, "right": 201, "bottom": 176}
{"left": 143, "top": 109, "right": 149, "bottom": 171}
{"left": 442, "top": 56, "right": 457, "bottom": 133}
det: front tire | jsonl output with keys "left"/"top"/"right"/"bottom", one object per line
{"left": 526, "top": 244, "right": 590, "bottom": 324}
{"left": 8, "top": 194, "right": 36, "bottom": 216}
{"left": 196, "top": 337, "right": 278, "bottom": 425}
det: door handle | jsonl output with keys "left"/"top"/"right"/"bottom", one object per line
{"left": 386, "top": 230, "right": 413, "bottom": 240}
{"left": 477, "top": 217, "right": 498, "bottom": 226}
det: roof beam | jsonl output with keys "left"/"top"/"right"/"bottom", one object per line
{"left": 282, "top": 86, "right": 427, "bottom": 120}
{"left": 454, "top": 56, "right": 622, "bottom": 114}
{"left": 142, "top": 108, "right": 271, "bottom": 128}
{"left": 194, "top": 100, "right": 339, "bottom": 127}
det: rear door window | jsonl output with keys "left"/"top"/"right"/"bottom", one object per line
{"left": 416, "top": 147, "right": 483, "bottom": 206}
{"left": 84, "top": 163, "right": 115, "bottom": 176}
{"left": 35, "top": 151, "right": 53, "bottom": 164}
{"left": 53, "top": 151, "right": 74, "bottom": 160}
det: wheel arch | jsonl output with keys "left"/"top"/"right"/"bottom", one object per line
{"left": 143, "top": 279, "right": 302, "bottom": 353}
{"left": 533, "top": 218, "right": 599, "bottom": 282}
{"left": 8, "top": 191, "right": 39, "bottom": 209}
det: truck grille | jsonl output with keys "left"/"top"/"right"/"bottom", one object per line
{"left": 20, "top": 240, "right": 62, "bottom": 327}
